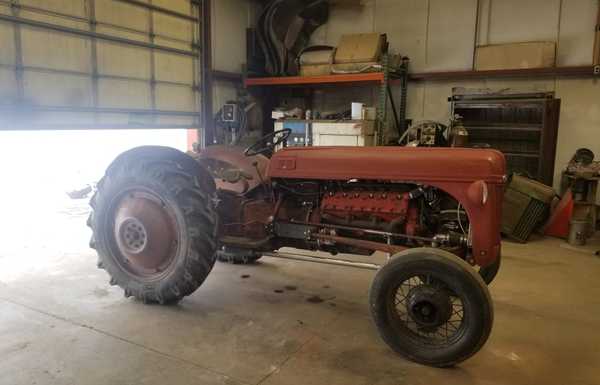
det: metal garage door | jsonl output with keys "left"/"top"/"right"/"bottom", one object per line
{"left": 0, "top": 0, "right": 204, "bottom": 130}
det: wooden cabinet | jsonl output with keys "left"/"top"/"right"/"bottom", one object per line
{"left": 451, "top": 92, "right": 560, "bottom": 186}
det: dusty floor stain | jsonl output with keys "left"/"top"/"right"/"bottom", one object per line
{"left": 306, "top": 295, "right": 324, "bottom": 304}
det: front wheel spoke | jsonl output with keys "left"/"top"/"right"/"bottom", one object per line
{"left": 434, "top": 327, "right": 446, "bottom": 340}
{"left": 398, "top": 283, "right": 409, "bottom": 296}
{"left": 447, "top": 321, "right": 461, "bottom": 332}
{"left": 395, "top": 291, "right": 408, "bottom": 304}
{"left": 451, "top": 301, "right": 464, "bottom": 311}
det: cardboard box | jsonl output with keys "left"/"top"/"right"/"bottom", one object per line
{"left": 312, "top": 120, "right": 375, "bottom": 147}
{"left": 299, "top": 48, "right": 334, "bottom": 77}
{"left": 274, "top": 120, "right": 375, "bottom": 147}
{"left": 335, "top": 33, "right": 384, "bottom": 64}
{"left": 331, "top": 61, "right": 380, "bottom": 74}
{"left": 300, "top": 65, "right": 332, "bottom": 77}
{"left": 475, "top": 42, "right": 556, "bottom": 71}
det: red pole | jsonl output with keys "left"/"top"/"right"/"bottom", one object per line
{"left": 187, "top": 129, "right": 199, "bottom": 152}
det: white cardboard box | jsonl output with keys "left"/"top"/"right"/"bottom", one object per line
{"left": 313, "top": 120, "right": 375, "bottom": 146}
{"left": 275, "top": 120, "right": 375, "bottom": 147}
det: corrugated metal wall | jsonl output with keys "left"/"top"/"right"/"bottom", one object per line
{"left": 0, "top": 0, "right": 203, "bottom": 130}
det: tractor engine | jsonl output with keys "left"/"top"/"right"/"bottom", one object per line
{"left": 216, "top": 178, "right": 471, "bottom": 258}
{"left": 320, "top": 189, "right": 420, "bottom": 237}
{"left": 268, "top": 180, "right": 469, "bottom": 256}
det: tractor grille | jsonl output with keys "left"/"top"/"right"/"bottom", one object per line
{"left": 501, "top": 175, "right": 555, "bottom": 243}
{"left": 509, "top": 199, "right": 547, "bottom": 243}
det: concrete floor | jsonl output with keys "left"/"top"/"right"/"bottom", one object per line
{"left": 1, "top": 200, "right": 600, "bottom": 385}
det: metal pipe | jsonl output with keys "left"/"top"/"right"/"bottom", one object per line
{"left": 212, "top": 70, "right": 244, "bottom": 83}
{"left": 263, "top": 251, "right": 380, "bottom": 271}
{"left": 397, "top": 58, "right": 409, "bottom": 136}
{"left": 0, "top": 14, "right": 197, "bottom": 57}
{"left": 387, "top": 84, "right": 400, "bottom": 134}
{"left": 0, "top": 63, "right": 194, "bottom": 89}
{"left": 0, "top": 124, "right": 200, "bottom": 131}
{"left": 0, "top": 105, "right": 199, "bottom": 116}
{"left": 314, "top": 234, "right": 408, "bottom": 255}
{"left": 409, "top": 66, "right": 596, "bottom": 82}
{"left": 472, "top": 0, "right": 481, "bottom": 70}
{"left": 594, "top": 0, "right": 600, "bottom": 74}
{"left": 286, "top": 219, "right": 435, "bottom": 243}
{"left": 114, "top": 0, "right": 199, "bottom": 22}
{"left": 87, "top": 0, "right": 99, "bottom": 109}
{"left": 200, "top": 0, "right": 214, "bottom": 147}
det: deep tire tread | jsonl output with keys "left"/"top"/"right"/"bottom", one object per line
{"left": 89, "top": 146, "right": 217, "bottom": 305}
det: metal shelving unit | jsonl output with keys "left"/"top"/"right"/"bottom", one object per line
{"left": 245, "top": 55, "right": 409, "bottom": 145}
{"left": 451, "top": 92, "right": 561, "bottom": 185}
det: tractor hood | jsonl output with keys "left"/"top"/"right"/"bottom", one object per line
{"left": 267, "top": 146, "right": 506, "bottom": 184}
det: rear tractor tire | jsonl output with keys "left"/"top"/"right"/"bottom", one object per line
{"left": 88, "top": 146, "right": 218, "bottom": 305}
{"left": 369, "top": 248, "right": 493, "bottom": 367}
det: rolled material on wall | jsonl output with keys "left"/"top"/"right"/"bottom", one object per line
{"left": 257, "top": 0, "right": 330, "bottom": 76}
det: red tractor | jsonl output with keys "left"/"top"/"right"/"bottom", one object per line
{"left": 88, "top": 129, "right": 506, "bottom": 367}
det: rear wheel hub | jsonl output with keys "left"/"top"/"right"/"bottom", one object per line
{"left": 113, "top": 190, "right": 178, "bottom": 277}
{"left": 119, "top": 218, "right": 148, "bottom": 254}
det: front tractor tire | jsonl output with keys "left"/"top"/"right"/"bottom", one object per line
{"left": 88, "top": 146, "right": 218, "bottom": 305}
{"left": 369, "top": 248, "right": 493, "bottom": 367}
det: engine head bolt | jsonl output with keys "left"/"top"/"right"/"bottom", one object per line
{"left": 382, "top": 194, "right": 387, "bottom": 199}
{"left": 369, "top": 194, "right": 374, "bottom": 199}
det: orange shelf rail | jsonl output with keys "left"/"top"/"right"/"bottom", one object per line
{"left": 244, "top": 66, "right": 597, "bottom": 87}
{"left": 244, "top": 72, "right": 386, "bottom": 87}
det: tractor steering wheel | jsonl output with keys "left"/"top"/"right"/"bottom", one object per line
{"left": 244, "top": 129, "right": 292, "bottom": 157}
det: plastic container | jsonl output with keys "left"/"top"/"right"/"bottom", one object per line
{"left": 351, "top": 103, "right": 364, "bottom": 120}
{"left": 568, "top": 219, "right": 589, "bottom": 246}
